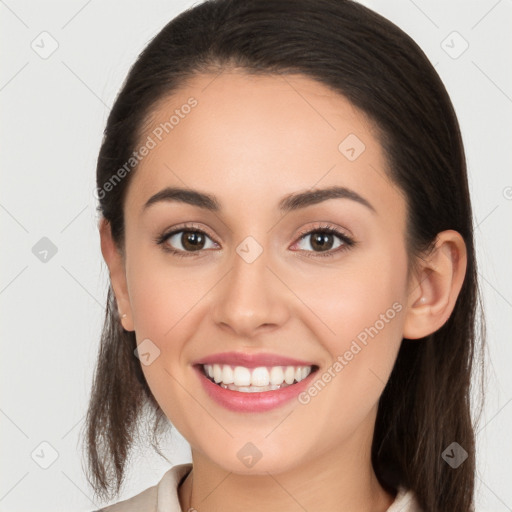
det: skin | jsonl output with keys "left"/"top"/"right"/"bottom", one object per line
{"left": 100, "top": 71, "right": 467, "bottom": 512}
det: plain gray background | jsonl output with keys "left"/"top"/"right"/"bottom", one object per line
{"left": 1, "top": 1, "right": 511, "bottom": 510}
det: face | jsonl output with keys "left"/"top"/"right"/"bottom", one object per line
{"left": 117, "top": 71, "right": 413, "bottom": 475}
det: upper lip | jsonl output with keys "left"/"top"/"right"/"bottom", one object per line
{"left": 192, "top": 351, "right": 318, "bottom": 368}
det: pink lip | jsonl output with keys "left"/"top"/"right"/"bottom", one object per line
{"left": 192, "top": 351, "right": 316, "bottom": 368}
{"left": 193, "top": 364, "right": 319, "bottom": 413}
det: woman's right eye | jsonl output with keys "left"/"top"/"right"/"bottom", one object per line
{"left": 156, "top": 227, "right": 218, "bottom": 257}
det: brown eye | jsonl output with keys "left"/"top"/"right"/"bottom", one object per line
{"left": 292, "top": 225, "right": 355, "bottom": 258}
{"left": 180, "top": 231, "right": 207, "bottom": 251}
{"left": 163, "top": 229, "right": 216, "bottom": 253}
{"left": 308, "top": 232, "right": 337, "bottom": 252}
{"left": 155, "top": 224, "right": 219, "bottom": 257}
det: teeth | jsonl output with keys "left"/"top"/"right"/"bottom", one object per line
{"left": 252, "top": 367, "right": 270, "bottom": 386}
{"left": 221, "top": 365, "right": 234, "bottom": 384}
{"left": 269, "top": 366, "right": 283, "bottom": 385}
{"left": 233, "top": 366, "right": 251, "bottom": 386}
{"left": 220, "top": 383, "right": 288, "bottom": 392}
{"left": 203, "top": 363, "right": 313, "bottom": 389}
{"left": 284, "top": 366, "right": 295, "bottom": 384}
{"left": 213, "top": 364, "right": 222, "bottom": 383}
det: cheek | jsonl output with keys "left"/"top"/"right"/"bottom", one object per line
{"left": 125, "top": 255, "right": 202, "bottom": 416}
{"left": 294, "top": 241, "right": 408, "bottom": 344}
{"left": 291, "top": 264, "right": 407, "bottom": 443}
{"left": 126, "top": 247, "right": 210, "bottom": 339}
{"left": 293, "top": 238, "right": 408, "bottom": 410}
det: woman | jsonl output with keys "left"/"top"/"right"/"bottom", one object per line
{"left": 84, "top": 0, "right": 484, "bottom": 510}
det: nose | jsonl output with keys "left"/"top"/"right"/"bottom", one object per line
{"left": 211, "top": 243, "right": 290, "bottom": 338}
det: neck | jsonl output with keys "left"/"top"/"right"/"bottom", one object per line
{"left": 178, "top": 435, "right": 395, "bottom": 512}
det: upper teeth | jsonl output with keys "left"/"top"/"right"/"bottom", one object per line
{"left": 203, "top": 364, "right": 312, "bottom": 387}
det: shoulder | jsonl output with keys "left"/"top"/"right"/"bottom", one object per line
{"left": 92, "top": 463, "right": 193, "bottom": 512}
{"left": 387, "top": 485, "right": 423, "bottom": 512}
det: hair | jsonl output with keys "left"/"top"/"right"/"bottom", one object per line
{"left": 82, "top": 1, "right": 486, "bottom": 510}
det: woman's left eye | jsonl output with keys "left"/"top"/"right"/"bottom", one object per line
{"left": 291, "top": 225, "right": 355, "bottom": 258}
{"left": 155, "top": 223, "right": 355, "bottom": 258}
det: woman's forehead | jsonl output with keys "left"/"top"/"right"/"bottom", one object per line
{"left": 127, "top": 71, "right": 399, "bottom": 215}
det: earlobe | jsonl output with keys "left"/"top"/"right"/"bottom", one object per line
{"left": 98, "top": 218, "right": 135, "bottom": 331}
{"left": 402, "top": 230, "right": 467, "bottom": 340}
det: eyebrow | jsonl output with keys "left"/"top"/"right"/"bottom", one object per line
{"left": 142, "top": 185, "right": 376, "bottom": 214}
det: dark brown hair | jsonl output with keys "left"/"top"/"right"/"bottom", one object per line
{"left": 82, "top": 1, "right": 485, "bottom": 510}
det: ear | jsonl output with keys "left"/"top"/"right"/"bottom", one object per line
{"left": 98, "top": 217, "right": 135, "bottom": 332}
{"left": 403, "top": 230, "right": 467, "bottom": 340}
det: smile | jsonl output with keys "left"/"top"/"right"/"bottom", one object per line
{"left": 203, "top": 364, "right": 313, "bottom": 392}
{"left": 194, "top": 363, "right": 319, "bottom": 412}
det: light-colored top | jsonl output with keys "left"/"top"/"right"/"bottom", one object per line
{"left": 95, "top": 463, "right": 422, "bottom": 512}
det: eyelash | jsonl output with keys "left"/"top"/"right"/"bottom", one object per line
{"left": 154, "top": 222, "right": 356, "bottom": 259}
{"left": 295, "top": 224, "right": 355, "bottom": 258}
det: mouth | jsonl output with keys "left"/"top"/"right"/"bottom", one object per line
{"left": 198, "top": 363, "right": 319, "bottom": 393}
{"left": 193, "top": 362, "right": 320, "bottom": 412}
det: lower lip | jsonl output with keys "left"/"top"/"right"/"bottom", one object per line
{"left": 194, "top": 365, "right": 317, "bottom": 413}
